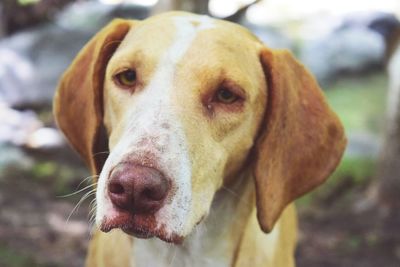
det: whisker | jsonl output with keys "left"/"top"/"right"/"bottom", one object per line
{"left": 88, "top": 199, "right": 97, "bottom": 213}
{"left": 66, "top": 190, "right": 96, "bottom": 224}
{"left": 88, "top": 198, "right": 97, "bottom": 208}
{"left": 75, "top": 175, "right": 98, "bottom": 190}
{"left": 89, "top": 212, "right": 97, "bottom": 228}
{"left": 57, "top": 182, "right": 97, "bottom": 198}
{"left": 88, "top": 203, "right": 97, "bottom": 219}
{"left": 168, "top": 247, "right": 178, "bottom": 267}
{"left": 221, "top": 185, "right": 240, "bottom": 197}
{"left": 89, "top": 211, "right": 96, "bottom": 224}
{"left": 88, "top": 215, "right": 98, "bottom": 236}
{"left": 223, "top": 185, "right": 254, "bottom": 207}
{"left": 88, "top": 197, "right": 98, "bottom": 234}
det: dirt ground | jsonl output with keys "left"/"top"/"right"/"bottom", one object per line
{"left": 1, "top": 147, "right": 399, "bottom": 267}
{"left": 0, "top": 147, "right": 91, "bottom": 267}
{"left": 297, "top": 197, "right": 400, "bottom": 267}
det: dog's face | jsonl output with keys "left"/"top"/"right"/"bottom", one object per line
{"left": 54, "top": 12, "right": 346, "bottom": 244}
{"left": 98, "top": 15, "right": 266, "bottom": 242}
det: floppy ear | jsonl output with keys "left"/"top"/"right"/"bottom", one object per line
{"left": 53, "top": 19, "right": 133, "bottom": 175}
{"left": 254, "top": 48, "right": 347, "bottom": 232}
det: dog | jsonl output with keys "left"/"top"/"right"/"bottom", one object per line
{"left": 54, "top": 11, "right": 346, "bottom": 267}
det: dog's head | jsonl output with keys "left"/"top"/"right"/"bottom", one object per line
{"left": 54, "top": 12, "right": 346, "bottom": 243}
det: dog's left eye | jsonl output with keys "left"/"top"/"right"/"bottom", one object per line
{"left": 114, "top": 69, "right": 137, "bottom": 88}
{"left": 215, "top": 88, "right": 240, "bottom": 104}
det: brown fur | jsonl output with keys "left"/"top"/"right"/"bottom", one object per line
{"left": 54, "top": 19, "right": 133, "bottom": 174}
{"left": 254, "top": 49, "right": 347, "bottom": 232}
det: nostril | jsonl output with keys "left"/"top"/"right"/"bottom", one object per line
{"left": 142, "top": 188, "right": 164, "bottom": 201}
{"left": 109, "top": 182, "right": 125, "bottom": 195}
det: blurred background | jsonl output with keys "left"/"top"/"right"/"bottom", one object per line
{"left": 1, "top": 0, "right": 400, "bottom": 266}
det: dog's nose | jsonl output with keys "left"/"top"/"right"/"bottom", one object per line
{"left": 108, "top": 163, "right": 170, "bottom": 214}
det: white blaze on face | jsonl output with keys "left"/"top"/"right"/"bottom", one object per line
{"left": 96, "top": 15, "right": 216, "bottom": 238}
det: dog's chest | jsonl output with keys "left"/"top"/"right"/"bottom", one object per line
{"left": 132, "top": 230, "right": 232, "bottom": 267}
{"left": 131, "top": 189, "right": 245, "bottom": 267}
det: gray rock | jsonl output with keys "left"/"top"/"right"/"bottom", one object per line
{"left": 56, "top": 1, "right": 149, "bottom": 32}
{"left": 55, "top": 1, "right": 117, "bottom": 32}
{"left": 0, "top": 103, "right": 64, "bottom": 149}
{"left": 0, "top": 103, "right": 43, "bottom": 146}
{"left": 0, "top": 143, "right": 33, "bottom": 174}
{"left": 300, "top": 27, "right": 385, "bottom": 84}
{"left": 0, "top": 2, "right": 149, "bottom": 108}
{"left": 345, "top": 132, "right": 382, "bottom": 159}
{"left": 337, "top": 11, "right": 400, "bottom": 40}
{"left": 26, "top": 127, "right": 65, "bottom": 149}
{"left": 246, "top": 24, "right": 293, "bottom": 50}
{"left": 0, "top": 25, "right": 91, "bottom": 107}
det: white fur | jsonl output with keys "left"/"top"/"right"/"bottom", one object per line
{"left": 132, "top": 184, "right": 238, "bottom": 267}
{"left": 132, "top": 172, "right": 283, "bottom": 267}
{"left": 96, "top": 15, "right": 216, "bottom": 238}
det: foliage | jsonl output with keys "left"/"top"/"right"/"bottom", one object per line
{"left": 323, "top": 72, "right": 388, "bottom": 134}
{"left": 0, "top": 244, "right": 48, "bottom": 267}
{"left": 18, "top": 0, "right": 40, "bottom": 6}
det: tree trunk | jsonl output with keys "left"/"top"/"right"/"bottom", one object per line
{"left": 376, "top": 43, "right": 400, "bottom": 210}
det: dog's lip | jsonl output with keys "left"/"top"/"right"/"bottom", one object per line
{"left": 99, "top": 212, "right": 152, "bottom": 236}
{"left": 99, "top": 212, "right": 184, "bottom": 244}
{"left": 100, "top": 217, "right": 154, "bottom": 239}
{"left": 121, "top": 226, "right": 153, "bottom": 239}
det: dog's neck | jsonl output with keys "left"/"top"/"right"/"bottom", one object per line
{"left": 131, "top": 171, "right": 255, "bottom": 267}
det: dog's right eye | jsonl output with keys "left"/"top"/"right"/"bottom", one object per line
{"left": 114, "top": 69, "right": 137, "bottom": 88}
{"left": 215, "top": 88, "right": 240, "bottom": 104}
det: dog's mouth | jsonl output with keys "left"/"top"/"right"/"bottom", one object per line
{"left": 99, "top": 211, "right": 184, "bottom": 244}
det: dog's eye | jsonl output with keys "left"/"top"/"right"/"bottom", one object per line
{"left": 114, "top": 69, "right": 137, "bottom": 88}
{"left": 215, "top": 88, "right": 239, "bottom": 104}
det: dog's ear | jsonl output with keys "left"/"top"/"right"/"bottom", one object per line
{"left": 54, "top": 19, "right": 134, "bottom": 175}
{"left": 253, "top": 48, "right": 346, "bottom": 232}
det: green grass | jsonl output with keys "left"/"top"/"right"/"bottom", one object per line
{"left": 18, "top": 0, "right": 40, "bottom": 5}
{"left": 322, "top": 156, "right": 376, "bottom": 197}
{"left": 323, "top": 72, "right": 388, "bottom": 135}
{"left": 32, "top": 162, "right": 58, "bottom": 179}
{"left": 0, "top": 245, "right": 43, "bottom": 267}
{"left": 298, "top": 156, "right": 376, "bottom": 207}
{"left": 32, "top": 161, "right": 89, "bottom": 196}
{"left": 330, "top": 156, "right": 376, "bottom": 183}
